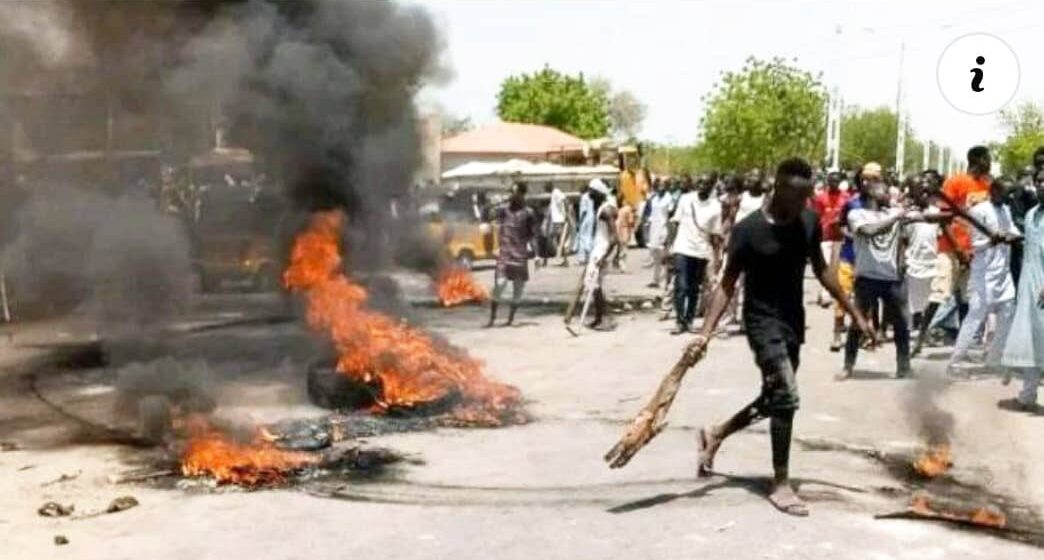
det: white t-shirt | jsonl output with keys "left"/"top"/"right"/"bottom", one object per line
{"left": 848, "top": 207, "right": 903, "bottom": 281}
{"left": 646, "top": 191, "right": 673, "bottom": 249}
{"left": 670, "top": 192, "right": 722, "bottom": 260}
{"left": 736, "top": 192, "right": 764, "bottom": 224}
{"left": 904, "top": 209, "right": 939, "bottom": 279}
{"left": 549, "top": 188, "right": 567, "bottom": 224}
{"left": 968, "top": 201, "right": 1019, "bottom": 303}
{"left": 590, "top": 203, "right": 615, "bottom": 260}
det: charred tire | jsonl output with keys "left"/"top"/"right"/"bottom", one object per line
{"left": 137, "top": 395, "right": 173, "bottom": 445}
{"left": 306, "top": 359, "right": 379, "bottom": 410}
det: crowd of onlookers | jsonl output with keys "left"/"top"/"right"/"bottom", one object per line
{"left": 484, "top": 146, "right": 1044, "bottom": 413}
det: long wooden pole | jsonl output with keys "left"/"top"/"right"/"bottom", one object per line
{"left": 0, "top": 271, "right": 11, "bottom": 323}
{"left": 604, "top": 345, "right": 707, "bottom": 469}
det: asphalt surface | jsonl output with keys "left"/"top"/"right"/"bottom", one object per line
{"left": 1, "top": 251, "right": 1042, "bottom": 559}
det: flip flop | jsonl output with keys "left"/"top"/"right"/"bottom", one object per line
{"left": 768, "top": 487, "right": 809, "bottom": 517}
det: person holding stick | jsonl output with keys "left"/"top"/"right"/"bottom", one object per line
{"left": 576, "top": 178, "right": 618, "bottom": 331}
{"left": 838, "top": 175, "right": 947, "bottom": 380}
{"left": 683, "top": 158, "right": 875, "bottom": 517}
{"left": 948, "top": 177, "right": 1022, "bottom": 376}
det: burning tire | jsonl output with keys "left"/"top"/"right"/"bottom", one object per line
{"left": 137, "top": 395, "right": 173, "bottom": 444}
{"left": 306, "top": 358, "right": 378, "bottom": 410}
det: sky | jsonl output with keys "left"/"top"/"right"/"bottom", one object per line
{"left": 412, "top": 0, "right": 1044, "bottom": 164}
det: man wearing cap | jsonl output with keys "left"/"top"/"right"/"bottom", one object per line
{"left": 582, "top": 178, "right": 618, "bottom": 330}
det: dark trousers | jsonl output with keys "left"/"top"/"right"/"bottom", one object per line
{"left": 845, "top": 277, "right": 910, "bottom": 371}
{"left": 673, "top": 254, "right": 708, "bottom": 327}
{"left": 1011, "top": 243, "right": 1024, "bottom": 286}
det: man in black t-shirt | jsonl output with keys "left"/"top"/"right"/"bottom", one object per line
{"left": 683, "top": 158, "right": 875, "bottom": 517}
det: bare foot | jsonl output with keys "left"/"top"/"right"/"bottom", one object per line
{"left": 697, "top": 426, "right": 722, "bottom": 478}
{"left": 768, "top": 483, "right": 809, "bottom": 517}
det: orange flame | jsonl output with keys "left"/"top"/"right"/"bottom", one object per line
{"left": 284, "top": 211, "right": 521, "bottom": 425}
{"left": 180, "top": 418, "right": 318, "bottom": 487}
{"left": 909, "top": 493, "right": 1007, "bottom": 529}
{"left": 436, "top": 266, "right": 488, "bottom": 307}
{"left": 913, "top": 443, "right": 953, "bottom": 478}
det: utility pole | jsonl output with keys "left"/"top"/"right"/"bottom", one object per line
{"left": 923, "top": 140, "right": 931, "bottom": 173}
{"left": 894, "top": 41, "right": 906, "bottom": 178}
{"left": 825, "top": 24, "right": 845, "bottom": 172}
{"left": 826, "top": 87, "right": 842, "bottom": 171}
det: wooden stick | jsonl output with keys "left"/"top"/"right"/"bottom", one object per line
{"left": 930, "top": 189, "right": 996, "bottom": 239}
{"left": 562, "top": 264, "right": 589, "bottom": 324}
{"left": 556, "top": 218, "right": 571, "bottom": 259}
{"left": 0, "top": 271, "right": 11, "bottom": 323}
{"left": 604, "top": 346, "right": 706, "bottom": 469}
{"left": 106, "top": 469, "right": 174, "bottom": 485}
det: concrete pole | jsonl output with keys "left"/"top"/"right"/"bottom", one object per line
{"left": 894, "top": 41, "right": 906, "bottom": 177}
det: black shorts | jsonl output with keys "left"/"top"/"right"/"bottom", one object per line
{"left": 746, "top": 322, "right": 801, "bottom": 415}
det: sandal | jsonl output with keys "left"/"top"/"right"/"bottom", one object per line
{"left": 768, "top": 485, "right": 809, "bottom": 517}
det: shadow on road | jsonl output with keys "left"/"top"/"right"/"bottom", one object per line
{"left": 606, "top": 473, "right": 867, "bottom": 514}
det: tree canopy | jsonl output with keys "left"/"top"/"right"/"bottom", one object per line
{"left": 699, "top": 57, "right": 826, "bottom": 171}
{"left": 839, "top": 106, "right": 924, "bottom": 173}
{"left": 496, "top": 67, "right": 610, "bottom": 139}
{"left": 995, "top": 101, "right": 1044, "bottom": 175}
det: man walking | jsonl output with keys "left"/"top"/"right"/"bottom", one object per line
{"left": 543, "top": 182, "right": 570, "bottom": 267}
{"left": 921, "top": 148, "right": 993, "bottom": 346}
{"left": 948, "top": 177, "right": 1022, "bottom": 375}
{"left": 669, "top": 177, "right": 722, "bottom": 334}
{"left": 486, "top": 182, "right": 537, "bottom": 328}
{"left": 839, "top": 176, "right": 923, "bottom": 380}
{"left": 645, "top": 178, "right": 673, "bottom": 288}
{"left": 812, "top": 171, "right": 850, "bottom": 309}
{"left": 686, "top": 158, "right": 874, "bottom": 516}
{"left": 1001, "top": 170, "right": 1044, "bottom": 411}
{"left": 582, "top": 179, "right": 618, "bottom": 330}
{"left": 904, "top": 177, "right": 940, "bottom": 330}
{"left": 574, "top": 184, "right": 595, "bottom": 264}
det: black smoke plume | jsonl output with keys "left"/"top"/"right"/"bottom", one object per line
{"left": 0, "top": 0, "right": 446, "bottom": 328}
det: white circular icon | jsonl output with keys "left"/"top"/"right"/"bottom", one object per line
{"left": 937, "top": 33, "right": 1019, "bottom": 115}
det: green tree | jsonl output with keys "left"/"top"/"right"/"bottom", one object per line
{"left": 646, "top": 143, "right": 709, "bottom": 175}
{"left": 995, "top": 101, "right": 1044, "bottom": 175}
{"left": 496, "top": 67, "right": 610, "bottom": 139}
{"left": 699, "top": 57, "right": 826, "bottom": 171}
{"left": 840, "top": 106, "right": 924, "bottom": 173}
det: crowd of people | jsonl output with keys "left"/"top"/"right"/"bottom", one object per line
{"left": 483, "top": 146, "right": 1044, "bottom": 411}
{"left": 478, "top": 149, "right": 1044, "bottom": 516}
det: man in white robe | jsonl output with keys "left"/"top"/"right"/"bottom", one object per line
{"left": 1001, "top": 174, "right": 1044, "bottom": 411}
{"left": 949, "top": 178, "right": 1023, "bottom": 374}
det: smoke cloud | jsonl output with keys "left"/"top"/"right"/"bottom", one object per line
{"left": 0, "top": 0, "right": 446, "bottom": 327}
{"left": 165, "top": 0, "right": 446, "bottom": 269}
{"left": 903, "top": 375, "right": 956, "bottom": 446}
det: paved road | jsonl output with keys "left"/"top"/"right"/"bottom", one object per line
{"left": 1, "top": 251, "right": 1042, "bottom": 559}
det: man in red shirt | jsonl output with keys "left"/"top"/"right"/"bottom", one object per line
{"left": 914, "top": 146, "right": 991, "bottom": 354}
{"left": 811, "top": 171, "right": 850, "bottom": 346}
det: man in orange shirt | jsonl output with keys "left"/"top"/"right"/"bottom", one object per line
{"left": 914, "top": 146, "right": 992, "bottom": 354}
